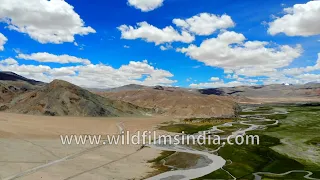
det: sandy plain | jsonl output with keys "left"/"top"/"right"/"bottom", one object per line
{"left": 0, "top": 112, "right": 171, "bottom": 180}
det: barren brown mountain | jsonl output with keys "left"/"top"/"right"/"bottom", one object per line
{"left": 6, "top": 80, "right": 151, "bottom": 117}
{"left": 0, "top": 83, "right": 15, "bottom": 103}
{"left": 100, "top": 86, "right": 239, "bottom": 118}
{"left": 0, "top": 72, "right": 44, "bottom": 111}
{"left": 0, "top": 72, "right": 239, "bottom": 118}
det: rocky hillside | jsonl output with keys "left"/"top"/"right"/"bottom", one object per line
{"left": 6, "top": 80, "right": 150, "bottom": 117}
{"left": 100, "top": 86, "right": 239, "bottom": 118}
{"left": 1, "top": 72, "right": 240, "bottom": 118}
{"left": 0, "top": 83, "right": 16, "bottom": 107}
{"left": 0, "top": 78, "right": 44, "bottom": 111}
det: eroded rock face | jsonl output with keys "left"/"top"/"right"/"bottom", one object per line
{"left": 0, "top": 105, "right": 9, "bottom": 111}
{"left": 0, "top": 80, "right": 40, "bottom": 108}
{"left": 0, "top": 85, "right": 14, "bottom": 103}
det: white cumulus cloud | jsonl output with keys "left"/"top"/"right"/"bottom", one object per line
{"left": 210, "top": 77, "right": 220, "bottom": 81}
{"left": 0, "top": 33, "right": 8, "bottom": 51}
{"left": 118, "top": 21, "right": 195, "bottom": 45}
{"left": 173, "top": 13, "right": 235, "bottom": 36}
{"left": 282, "top": 53, "right": 320, "bottom": 76}
{"left": 178, "top": 31, "right": 303, "bottom": 74}
{"left": 268, "top": 0, "right": 320, "bottom": 36}
{"left": 0, "top": 58, "right": 18, "bottom": 65}
{"left": 0, "top": 58, "right": 176, "bottom": 88}
{"left": 17, "top": 52, "right": 91, "bottom": 65}
{"left": 127, "top": 0, "right": 164, "bottom": 12}
{"left": 0, "top": 0, "right": 96, "bottom": 44}
{"left": 297, "top": 73, "right": 320, "bottom": 82}
{"left": 160, "top": 44, "right": 173, "bottom": 51}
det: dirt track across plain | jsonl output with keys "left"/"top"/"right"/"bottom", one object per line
{"left": 0, "top": 113, "right": 170, "bottom": 180}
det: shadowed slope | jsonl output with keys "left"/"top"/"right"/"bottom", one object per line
{"left": 0, "top": 71, "right": 43, "bottom": 85}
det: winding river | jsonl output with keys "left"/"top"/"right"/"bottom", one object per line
{"left": 146, "top": 107, "right": 286, "bottom": 180}
{"left": 146, "top": 144, "right": 226, "bottom": 180}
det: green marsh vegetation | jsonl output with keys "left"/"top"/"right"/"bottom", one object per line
{"left": 263, "top": 105, "right": 320, "bottom": 169}
{"left": 215, "top": 123, "right": 251, "bottom": 136}
{"left": 218, "top": 123, "right": 250, "bottom": 132}
{"left": 164, "top": 152, "right": 201, "bottom": 169}
{"left": 258, "top": 171, "right": 319, "bottom": 179}
{"left": 244, "top": 120, "right": 277, "bottom": 126}
{"left": 147, "top": 151, "right": 201, "bottom": 176}
{"left": 159, "top": 117, "right": 238, "bottom": 135}
{"left": 158, "top": 124, "right": 213, "bottom": 134}
{"left": 197, "top": 104, "right": 320, "bottom": 179}
{"left": 200, "top": 133, "right": 306, "bottom": 179}
{"left": 147, "top": 151, "right": 175, "bottom": 176}
{"left": 153, "top": 104, "right": 320, "bottom": 179}
{"left": 263, "top": 113, "right": 287, "bottom": 120}
{"left": 305, "top": 137, "right": 320, "bottom": 146}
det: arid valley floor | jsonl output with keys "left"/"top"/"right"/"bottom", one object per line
{"left": 0, "top": 113, "right": 170, "bottom": 180}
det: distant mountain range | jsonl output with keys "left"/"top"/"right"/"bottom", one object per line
{"left": 1, "top": 71, "right": 319, "bottom": 117}
{"left": 96, "top": 81, "right": 320, "bottom": 104}
{"left": 0, "top": 72, "right": 150, "bottom": 117}
{"left": 198, "top": 84, "right": 320, "bottom": 103}
{"left": 0, "top": 72, "right": 237, "bottom": 118}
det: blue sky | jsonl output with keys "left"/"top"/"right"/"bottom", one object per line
{"left": 0, "top": 0, "right": 319, "bottom": 88}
